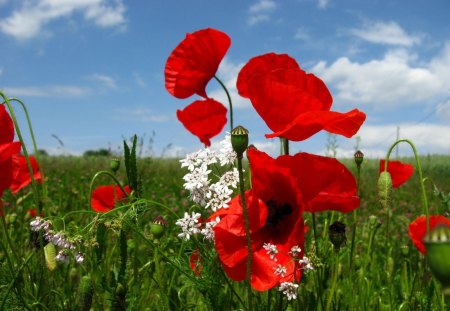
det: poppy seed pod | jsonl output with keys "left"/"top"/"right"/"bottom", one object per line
{"left": 110, "top": 158, "right": 120, "bottom": 173}
{"left": 231, "top": 125, "right": 249, "bottom": 157}
{"left": 354, "top": 150, "right": 364, "bottom": 168}
{"left": 150, "top": 216, "right": 168, "bottom": 238}
{"left": 328, "top": 221, "right": 347, "bottom": 251}
{"left": 378, "top": 171, "right": 392, "bottom": 210}
{"left": 423, "top": 224, "right": 450, "bottom": 291}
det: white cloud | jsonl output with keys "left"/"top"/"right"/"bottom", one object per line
{"left": 253, "top": 140, "right": 279, "bottom": 156}
{"left": 208, "top": 58, "right": 251, "bottom": 109}
{"left": 436, "top": 97, "right": 450, "bottom": 121}
{"left": 0, "top": 0, "right": 126, "bottom": 40}
{"left": 349, "top": 21, "right": 422, "bottom": 46}
{"left": 294, "top": 27, "right": 309, "bottom": 40}
{"left": 247, "top": 0, "right": 277, "bottom": 26}
{"left": 317, "top": 0, "right": 330, "bottom": 9}
{"left": 90, "top": 73, "right": 117, "bottom": 89}
{"left": 3, "top": 85, "right": 90, "bottom": 97}
{"left": 113, "top": 107, "right": 169, "bottom": 123}
{"left": 312, "top": 48, "right": 444, "bottom": 108}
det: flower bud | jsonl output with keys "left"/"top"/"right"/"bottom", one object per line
{"left": 354, "top": 150, "right": 364, "bottom": 168}
{"left": 423, "top": 224, "right": 450, "bottom": 290}
{"left": 378, "top": 171, "right": 392, "bottom": 210}
{"left": 150, "top": 216, "right": 168, "bottom": 239}
{"left": 328, "top": 221, "right": 347, "bottom": 251}
{"left": 231, "top": 125, "right": 249, "bottom": 157}
{"left": 110, "top": 158, "right": 121, "bottom": 173}
{"left": 77, "top": 275, "right": 94, "bottom": 311}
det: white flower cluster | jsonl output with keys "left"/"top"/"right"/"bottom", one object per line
{"left": 175, "top": 212, "right": 202, "bottom": 240}
{"left": 263, "top": 243, "right": 279, "bottom": 261}
{"left": 279, "top": 282, "right": 299, "bottom": 300}
{"left": 200, "top": 216, "right": 221, "bottom": 241}
{"left": 30, "top": 217, "right": 85, "bottom": 265}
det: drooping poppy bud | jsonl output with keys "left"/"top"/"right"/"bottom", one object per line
{"left": 423, "top": 224, "right": 450, "bottom": 292}
{"left": 231, "top": 125, "right": 249, "bottom": 158}
{"left": 328, "top": 221, "right": 347, "bottom": 251}
{"left": 378, "top": 171, "right": 392, "bottom": 210}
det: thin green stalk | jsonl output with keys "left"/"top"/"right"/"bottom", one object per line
{"left": 383, "top": 139, "right": 430, "bottom": 232}
{"left": 1, "top": 93, "right": 42, "bottom": 212}
{"left": 325, "top": 256, "right": 339, "bottom": 311}
{"left": 214, "top": 76, "right": 234, "bottom": 131}
{"left": 349, "top": 164, "right": 360, "bottom": 268}
{"left": 237, "top": 155, "right": 253, "bottom": 311}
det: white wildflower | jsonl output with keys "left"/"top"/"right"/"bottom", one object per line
{"left": 217, "top": 134, "right": 237, "bottom": 166}
{"left": 219, "top": 168, "right": 239, "bottom": 189}
{"left": 55, "top": 250, "right": 70, "bottom": 264}
{"left": 274, "top": 264, "right": 287, "bottom": 277}
{"left": 200, "top": 217, "right": 221, "bottom": 241}
{"left": 183, "top": 165, "right": 211, "bottom": 191}
{"left": 175, "top": 212, "right": 202, "bottom": 240}
{"left": 279, "top": 282, "right": 299, "bottom": 300}
{"left": 289, "top": 245, "right": 302, "bottom": 258}
{"left": 299, "top": 256, "right": 314, "bottom": 271}
{"left": 30, "top": 217, "right": 51, "bottom": 232}
{"left": 263, "top": 243, "right": 278, "bottom": 261}
{"left": 75, "top": 252, "right": 85, "bottom": 264}
{"left": 206, "top": 182, "right": 233, "bottom": 212}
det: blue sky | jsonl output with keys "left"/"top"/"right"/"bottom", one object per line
{"left": 1, "top": 0, "right": 449, "bottom": 158}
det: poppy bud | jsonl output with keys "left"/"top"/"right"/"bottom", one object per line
{"left": 110, "top": 158, "right": 121, "bottom": 173}
{"left": 77, "top": 275, "right": 94, "bottom": 311}
{"left": 423, "top": 224, "right": 450, "bottom": 291}
{"left": 231, "top": 125, "right": 249, "bottom": 157}
{"left": 150, "top": 216, "right": 168, "bottom": 239}
{"left": 354, "top": 150, "right": 364, "bottom": 168}
{"left": 328, "top": 221, "right": 347, "bottom": 251}
{"left": 378, "top": 171, "right": 392, "bottom": 210}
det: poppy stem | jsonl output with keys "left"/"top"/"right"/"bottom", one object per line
{"left": 1, "top": 93, "right": 43, "bottom": 213}
{"left": 384, "top": 139, "right": 429, "bottom": 233}
{"left": 280, "top": 138, "right": 289, "bottom": 155}
{"left": 349, "top": 162, "right": 361, "bottom": 269}
{"left": 88, "top": 170, "right": 130, "bottom": 210}
{"left": 214, "top": 76, "right": 234, "bottom": 131}
{"left": 236, "top": 155, "right": 253, "bottom": 311}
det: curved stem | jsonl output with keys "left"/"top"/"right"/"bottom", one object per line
{"left": 1, "top": 93, "right": 42, "bottom": 212}
{"left": 237, "top": 155, "right": 253, "bottom": 311}
{"left": 383, "top": 139, "right": 429, "bottom": 232}
{"left": 88, "top": 170, "right": 130, "bottom": 209}
{"left": 214, "top": 76, "right": 234, "bottom": 131}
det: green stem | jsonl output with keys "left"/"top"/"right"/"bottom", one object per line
{"left": 349, "top": 164, "right": 361, "bottom": 269}
{"left": 384, "top": 139, "right": 430, "bottom": 232}
{"left": 280, "top": 138, "right": 289, "bottom": 156}
{"left": 88, "top": 170, "right": 130, "bottom": 209}
{"left": 214, "top": 76, "right": 233, "bottom": 131}
{"left": 237, "top": 155, "right": 253, "bottom": 311}
{"left": 325, "top": 256, "right": 339, "bottom": 311}
{"left": 1, "top": 93, "right": 42, "bottom": 212}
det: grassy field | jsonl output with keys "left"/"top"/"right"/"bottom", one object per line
{"left": 1, "top": 153, "right": 449, "bottom": 310}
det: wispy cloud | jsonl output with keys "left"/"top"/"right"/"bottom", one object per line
{"left": 312, "top": 48, "right": 447, "bottom": 108}
{"left": 349, "top": 21, "right": 422, "bottom": 46}
{"left": 317, "top": 0, "right": 330, "bottom": 9}
{"left": 3, "top": 85, "right": 91, "bottom": 97}
{"left": 133, "top": 73, "right": 147, "bottom": 88}
{"left": 89, "top": 73, "right": 117, "bottom": 89}
{"left": 294, "top": 27, "right": 309, "bottom": 40}
{"left": 0, "top": 0, "right": 127, "bottom": 40}
{"left": 247, "top": 0, "right": 277, "bottom": 26}
{"left": 113, "top": 107, "right": 169, "bottom": 123}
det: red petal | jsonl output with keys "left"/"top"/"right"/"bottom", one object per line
{"left": 0, "top": 142, "right": 21, "bottom": 197}
{"left": 237, "top": 53, "right": 300, "bottom": 98}
{"left": 176, "top": 99, "right": 227, "bottom": 146}
{"left": 0, "top": 105, "right": 14, "bottom": 145}
{"left": 10, "top": 155, "right": 42, "bottom": 193}
{"left": 189, "top": 249, "right": 203, "bottom": 276}
{"left": 165, "top": 28, "right": 231, "bottom": 99}
{"left": 409, "top": 215, "right": 450, "bottom": 255}
{"left": 91, "top": 185, "right": 131, "bottom": 213}
{"left": 379, "top": 160, "right": 414, "bottom": 188}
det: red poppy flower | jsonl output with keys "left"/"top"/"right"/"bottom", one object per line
{"left": 0, "top": 142, "right": 21, "bottom": 198}
{"left": 165, "top": 28, "right": 231, "bottom": 99}
{"left": 379, "top": 160, "right": 414, "bottom": 188}
{"left": 0, "top": 104, "right": 14, "bottom": 145}
{"left": 9, "top": 154, "right": 42, "bottom": 193}
{"left": 211, "top": 148, "right": 359, "bottom": 290}
{"left": 189, "top": 249, "right": 203, "bottom": 276}
{"left": 91, "top": 185, "right": 131, "bottom": 213}
{"left": 176, "top": 98, "right": 227, "bottom": 146}
{"left": 409, "top": 215, "right": 450, "bottom": 255}
{"left": 236, "top": 53, "right": 366, "bottom": 141}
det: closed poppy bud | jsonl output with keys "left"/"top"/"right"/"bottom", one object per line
{"left": 231, "top": 125, "right": 249, "bottom": 157}
{"left": 354, "top": 150, "right": 364, "bottom": 168}
{"left": 423, "top": 224, "right": 450, "bottom": 291}
{"left": 151, "top": 216, "right": 168, "bottom": 238}
{"left": 110, "top": 158, "right": 120, "bottom": 173}
{"left": 328, "top": 221, "right": 346, "bottom": 251}
{"left": 378, "top": 171, "right": 392, "bottom": 210}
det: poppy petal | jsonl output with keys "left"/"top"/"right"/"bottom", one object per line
{"left": 409, "top": 215, "right": 450, "bottom": 255}
{"left": 379, "top": 160, "right": 414, "bottom": 188}
{"left": 10, "top": 155, "right": 42, "bottom": 193}
{"left": 176, "top": 98, "right": 227, "bottom": 146}
{"left": 165, "top": 28, "right": 231, "bottom": 99}
{"left": 91, "top": 185, "right": 131, "bottom": 213}
{"left": 0, "top": 142, "right": 21, "bottom": 197}
{"left": 0, "top": 105, "right": 14, "bottom": 145}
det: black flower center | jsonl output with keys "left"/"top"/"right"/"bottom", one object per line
{"left": 266, "top": 199, "right": 292, "bottom": 228}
